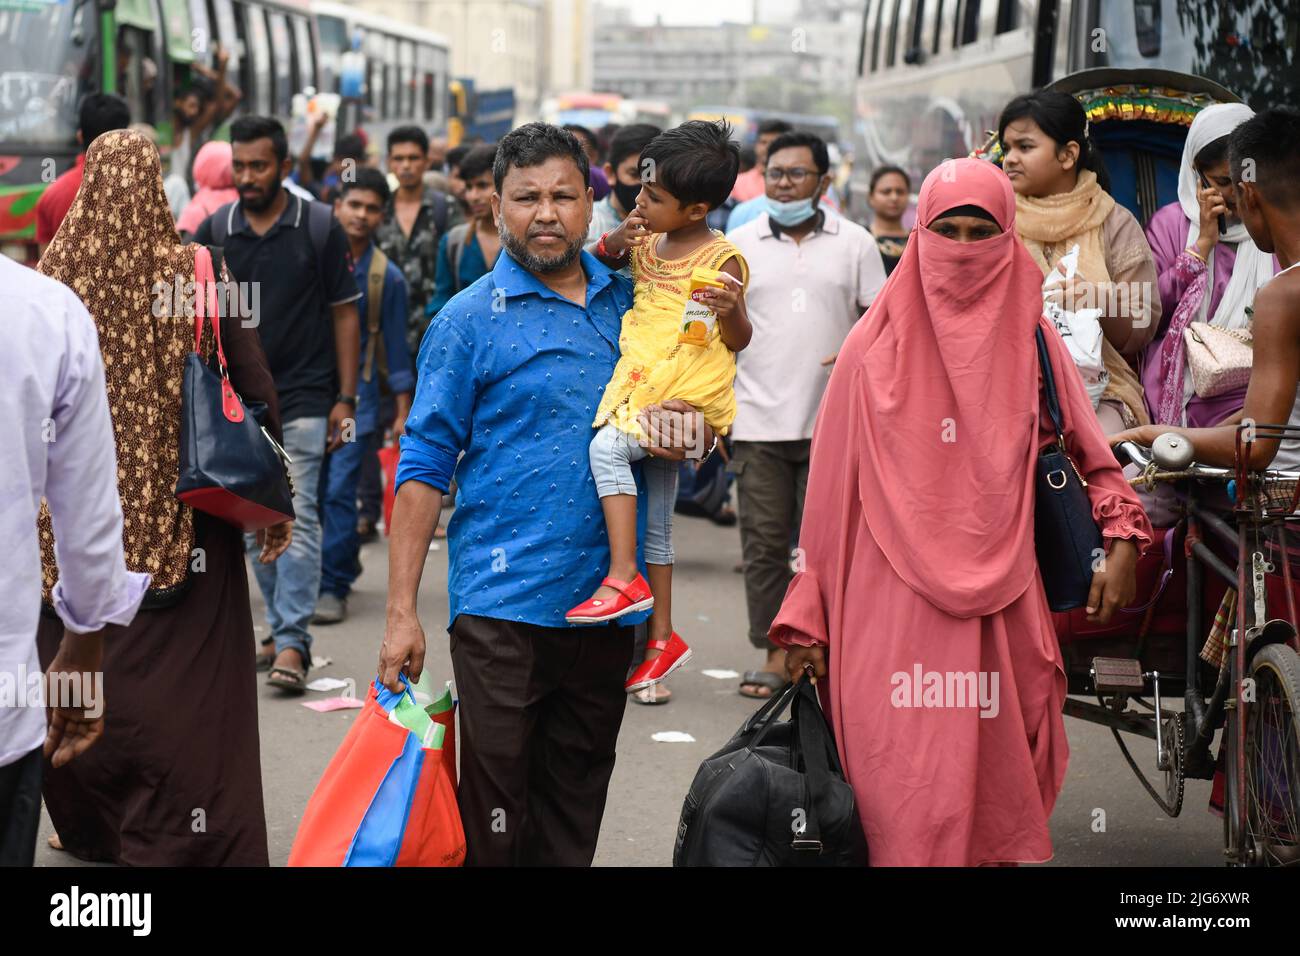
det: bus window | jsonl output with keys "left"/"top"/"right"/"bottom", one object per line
{"left": 398, "top": 39, "right": 414, "bottom": 119}
{"left": 885, "top": 0, "right": 903, "bottom": 67}
{"left": 995, "top": 0, "right": 1017, "bottom": 34}
{"left": 384, "top": 36, "right": 398, "bottom": 120}
{"left": 931, "top": 0, "right": 944, "bottom": 52}
{"left": 365, "top": 29, "right": 384, "bottom": 118}
{"left": 415, "top": 43, "right": 433, "bottom": 121}
{"left": 907, "top": 0, "right": 926, "bottom": 58}
{"left": 0, "top": 0, "right": 97, "bottom": 149}
{"left": 209, "top": 0, "right": 240, "bottom": 91}
{"left": 118, "top": 26, "right": 163, "bottom": 126}
{"left": 267, "top": 12, "right": 292, "bottom": 110}
{"left": 960, "top": 0, "right": 980, "bottom": 44}
{"left": 856, "top": 0, "right": 872, "bottom": 75}
{"left": 291, "top": 15, "right": 314, "bottom": 93}
{"left": 239, "top": 3, "right": 271, "bottom": 114}
{"left": 316, "top": 15, "right": 344, "bottom": 94}
{"left": 187, "top": 0, "right": 212, "bottom": 63}
{"left": 870, "top": 0, "right": 885, "bottom": 70}
{"left": 219, "top": 0, "right": 252, "bottom": 113}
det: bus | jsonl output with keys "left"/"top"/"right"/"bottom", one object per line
{"left": 311, "top": 1, "right": 449, "bottom": 153}
{"left": 540, "top": 92, "right": 625, "bottom": 130}
{"left": 0, "top": 0, "right": 452, "bottom": 262}
{"left": 686, "top": 106, "right": 843, "bottom": 151}
{"left": 849, "top": 0, "right": 1300, "bottom": 215}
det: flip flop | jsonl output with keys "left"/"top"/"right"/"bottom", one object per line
{"left": 739, "top": 670, "right": 784, "bottom": 699}
{"left": 267, "top": 664, "right": 308, "bottom": 694}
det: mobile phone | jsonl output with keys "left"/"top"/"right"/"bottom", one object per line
{"left": 1199, "top": 171, "right": 1227, "bottom": 236}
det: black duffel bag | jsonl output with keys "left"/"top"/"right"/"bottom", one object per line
{"left": 673, "top": 675, "right": 868, "bottom": 866}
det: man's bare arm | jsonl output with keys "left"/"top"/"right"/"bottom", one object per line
{"left": 1111, "top": 278, "right": 1300, "bottom": 467}
{"left": 379, "top": 481, "right": 443, "bottom": 690}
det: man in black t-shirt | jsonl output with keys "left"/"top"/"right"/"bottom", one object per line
{"left": 194, "top": 116, "right": 361, "bottom": 693}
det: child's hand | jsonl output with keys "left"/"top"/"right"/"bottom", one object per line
{"left": 693, "top": 271, "right": 743, "bottom": 323}
{"left": 605, "top": 211, "right": 651, "bottom": 258}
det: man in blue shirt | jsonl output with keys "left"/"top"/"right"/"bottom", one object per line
{"left": 316, "top": 169, "right": 414, "bottom": 624}
{"left": 378, "top": 124, "right": 710, "bottom": 866}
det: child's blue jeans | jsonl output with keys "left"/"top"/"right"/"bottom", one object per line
{"left": 589, "top": 422, "right": 678, "bottom": 564}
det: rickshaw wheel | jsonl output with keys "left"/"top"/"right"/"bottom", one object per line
{"left": 1162, "top": 713, "right": 1186, "bottom": 817}
{"left": 1242, "top": 644, "right": 1300, "bottom": 866}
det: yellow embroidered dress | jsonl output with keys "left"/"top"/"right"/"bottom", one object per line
{"left": 594, "top": 231, "right": 750, "bottom": 438}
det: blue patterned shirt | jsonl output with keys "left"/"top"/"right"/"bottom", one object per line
{"left": 397, "top": 249, "right": 649, "bottom": 631}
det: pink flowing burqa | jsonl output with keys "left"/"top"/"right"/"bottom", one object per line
{"left": 769, "top": 158, "right": 1152, "bottom": 865}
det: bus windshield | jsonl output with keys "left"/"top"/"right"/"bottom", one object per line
{"left": 1092, "top": 0, "right": 1299, "bottom": 109}
{"left": 0, "top": 0, "right": 98, "bottom": 149}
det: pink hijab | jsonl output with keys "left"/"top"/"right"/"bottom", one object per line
{"left": 850, "top": 157, "right": 1048, "bottom": 617}
{"left": 176, "top": 141, "right": 238, "bottom": 234}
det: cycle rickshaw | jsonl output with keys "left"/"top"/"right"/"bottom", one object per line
{"left": 985, "top": 69, "right": 1300, "bottom": 865}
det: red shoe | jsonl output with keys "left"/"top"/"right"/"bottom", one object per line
{"left": 565, "top": 573, "right": 654, "bottom": 624}
{"left": 625, "top": 632, "right": 692, "bottom": 691}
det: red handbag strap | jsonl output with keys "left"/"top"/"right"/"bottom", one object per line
{"left": 192, "top": 245, "right": 228, "bottom": 373}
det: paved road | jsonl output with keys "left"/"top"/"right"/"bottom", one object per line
{"left": 36, "top": 510, "right": 1224, "bottom": 867}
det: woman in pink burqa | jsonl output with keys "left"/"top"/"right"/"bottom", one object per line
{"left": 770, "top": 158, "right": 1153, "bottom": 865}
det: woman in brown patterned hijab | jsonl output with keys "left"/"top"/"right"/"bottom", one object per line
{"left": 35, "top": 127, "right": 284, "bottom": 865}
{"left": 39, "top": 127, "right": 288, "bottom": 597}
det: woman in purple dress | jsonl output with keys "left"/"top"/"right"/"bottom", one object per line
{"left": 1141, "top": 103, "right": 1278, "bottom": 427}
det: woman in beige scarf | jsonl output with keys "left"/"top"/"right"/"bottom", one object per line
{"left": 999, "top": 91, "right": 1161, "bottom": 433}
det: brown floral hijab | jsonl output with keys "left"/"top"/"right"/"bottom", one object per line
{"left": 38, "top": 128, "right": 214, "bottom": 598}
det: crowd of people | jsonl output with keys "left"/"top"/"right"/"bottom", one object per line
{"left": 2, "top": 80, "right": 1299, "bottom": 869}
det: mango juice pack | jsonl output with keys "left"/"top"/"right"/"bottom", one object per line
{"left": 678, "top": 267, "right": 728, "bottom": 346}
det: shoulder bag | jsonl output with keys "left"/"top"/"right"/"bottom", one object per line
{"left": 1034, "top": 326, "right": 1104, "bottom": 611}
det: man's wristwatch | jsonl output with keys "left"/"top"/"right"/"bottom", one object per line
{"left": 335, "top": 393, "right": 358, "bottom": 407}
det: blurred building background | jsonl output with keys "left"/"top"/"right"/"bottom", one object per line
{"left": 592, "top": 0, "right": 860, "bottom": 124}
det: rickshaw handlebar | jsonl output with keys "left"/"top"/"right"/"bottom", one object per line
{"left": 1114, "top": 441, "right": 1300, "bottom": 484}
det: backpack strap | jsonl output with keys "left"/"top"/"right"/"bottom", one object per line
{"left": 210, "top": 201, "right": 235, "bottom": 247}
{"left": 305, "top": 197, "right": 332, "bottom": 280}
{"left": 432, "top": 190, "right": 449, "bottom": 236}
{"left": 444, "top": 222, "right": 471, "bottom": 295}
{"left": 361, "top": 247, "right": 389, "bottom": 387}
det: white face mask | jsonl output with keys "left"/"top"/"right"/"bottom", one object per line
{"left": 764, "top": 195, "right": 816, "bottom": 227}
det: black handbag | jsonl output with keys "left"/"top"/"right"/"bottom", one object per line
{"left": 674, "top": 676, "right": 868, "bottom": 867}
{"left": 1034, "top": 326, "right": 1103, "bottom": 611}
{"left": 175, "top": 247, "right": 295, "bottom": 532}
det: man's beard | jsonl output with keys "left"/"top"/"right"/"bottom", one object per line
{"left": 499, "top": 221, "right": 585, "bottom": 274}
{"left": 240, "top": 181, "right": 281, "bottom": 213}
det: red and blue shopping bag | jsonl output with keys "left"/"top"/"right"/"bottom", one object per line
{"left": 288, "top": 677, "right": 465, "bottom": 867}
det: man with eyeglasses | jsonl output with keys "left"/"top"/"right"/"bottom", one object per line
{"left": 726, "top": 146, "right": 840, "bottom": 234}
{"left": 726, "top": 131, "right": 887, "bottom": 700}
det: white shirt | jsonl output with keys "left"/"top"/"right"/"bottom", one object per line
{"left": 728, "top": 212, "right": 887, "bottom": 442}
{"left": 0, "top": 256, "right": 149, "bottom": 768}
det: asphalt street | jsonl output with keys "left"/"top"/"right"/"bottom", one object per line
{"left": 36, "top": 507, "right": 1224, "bottom": 867}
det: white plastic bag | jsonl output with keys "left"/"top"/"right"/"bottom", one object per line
{"left": 1042, "top": 244, "right": 1107, "bottom": 408}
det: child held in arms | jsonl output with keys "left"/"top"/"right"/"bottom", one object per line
{"left": 570, "top": 120, "right": 751, "bottom": 694}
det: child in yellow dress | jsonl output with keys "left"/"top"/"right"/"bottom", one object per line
{"left": 565, "top": 121, "right": 751, "bottom": 695}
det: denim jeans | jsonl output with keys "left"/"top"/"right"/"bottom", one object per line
{"left": 319, "top": 429, "right": 370, "bottom": 598}
{"left": 588, "top": 423, "right": 678, "bottom": 564}
{"left": 246, "top": 416, "right": 326, "bottom": 667}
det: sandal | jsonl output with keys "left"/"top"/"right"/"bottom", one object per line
{"left": 267, "top": 650, "right": 309, "bottom": 693}
{"left": 255, "top": 639, "right": 275, "bottom": 671}
{"left": 267, "top": 665, "right": 308, "bottom": 693}
{"left": 739, "top": 670, "right": 785, "bottom": 699}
